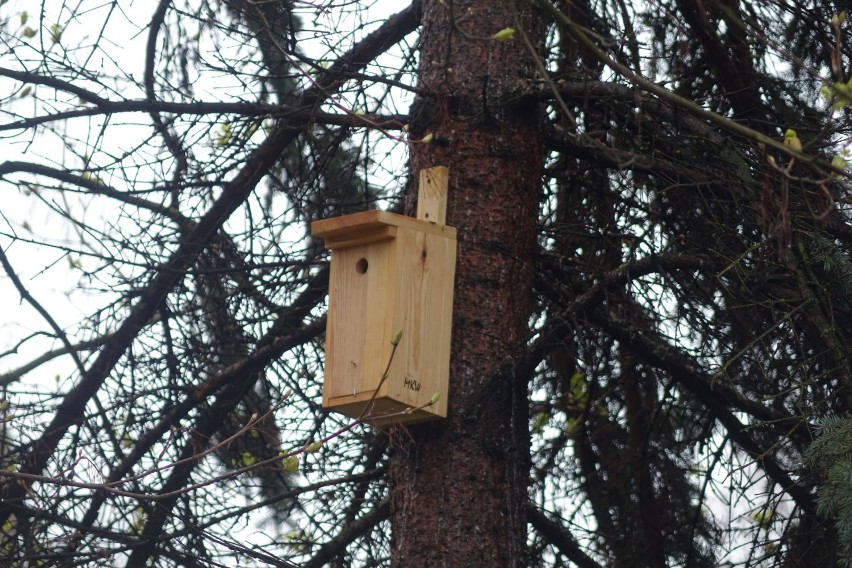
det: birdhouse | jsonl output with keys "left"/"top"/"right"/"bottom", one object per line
{"left": 311, "top": 167, "right": 456, "bottom": 426}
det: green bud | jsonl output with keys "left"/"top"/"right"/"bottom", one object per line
{"left": 215, "top": 123, "right": 233, "bottom": 147}
{"left": 751, "top": 510, "right": 774, "bottom": 527}
{"left": 281, "top": 455, "right": 299, "bottom": 473}
{"left": 391, "top": 329, "right": 403, "bottom": 346}
{"left": 49, "top": 23, "right": 62, "bottom": 44}
{"left": 240, "top": 451, "right": 258, "bottom": 467}
{"left": 783, "top": 129, "right": 802, "bottom": 152}
{"left": 492, "top": 27, "right": 516, "bottom": 42}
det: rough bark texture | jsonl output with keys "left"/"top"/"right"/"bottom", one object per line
{"left": 390, "top": 1, "right": 545, "bottom": 566}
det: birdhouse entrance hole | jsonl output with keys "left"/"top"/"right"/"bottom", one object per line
{"left": 355, "top": 258, "right": 368, "bottom": 274}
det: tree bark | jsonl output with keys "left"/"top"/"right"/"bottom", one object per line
{"left": 390, "top": 1, "right": 545, "bottom": 566}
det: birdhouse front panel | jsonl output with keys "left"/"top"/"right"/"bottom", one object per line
{"left": 323, "top": 239, "right": 395, "bottom": 403}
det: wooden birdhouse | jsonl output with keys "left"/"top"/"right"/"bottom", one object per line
{"left": 311, "top": 167, "right": 456, "bottom": 426}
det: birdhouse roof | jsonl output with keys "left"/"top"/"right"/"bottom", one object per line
{"left": 311, "top": 210, "right": 456, "bottom": 250}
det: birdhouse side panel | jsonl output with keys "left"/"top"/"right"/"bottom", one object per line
{"left": 385, "top": 228, "right": 455, "bottom": 417}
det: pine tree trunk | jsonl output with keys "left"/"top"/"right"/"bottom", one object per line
{"left": 390, "top": 1, "right": 545, "bottom": 565}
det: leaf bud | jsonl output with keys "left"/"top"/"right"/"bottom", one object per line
{"left": 492, "top": 27, "right": 516, "bottom": 42}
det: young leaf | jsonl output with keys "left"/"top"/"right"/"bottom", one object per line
{"left": 239, "top": 451, "right": 258, "bottom": 467}
{"left": 49, "top": 23, "right": 62, "bottom": 44}
{"left": 391, "top": 329, "right": 403, "bottom": 346}
{"left": 282, "top": 455, "right": 299, "bottom": 473}
{"left": 492, "top": 27, "right": 516, "bottom": 42}
{"left": 783, "top": 129, "right": 802, "bottom": 152}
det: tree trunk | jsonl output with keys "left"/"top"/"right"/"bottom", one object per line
{"left": 390, "top": 1, "right": 545, "bottom": 566}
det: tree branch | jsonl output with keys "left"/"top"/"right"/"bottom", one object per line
{"left": 528, "top": 506, "right": 604, "bottom": 568}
